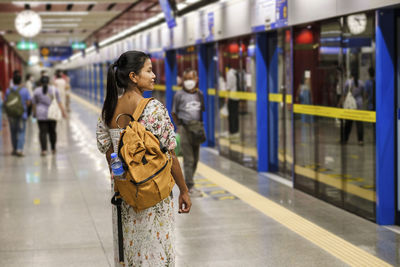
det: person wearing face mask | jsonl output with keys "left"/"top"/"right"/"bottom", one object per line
{"left": 172, "top": 68, "right": 206, "bottom": 197}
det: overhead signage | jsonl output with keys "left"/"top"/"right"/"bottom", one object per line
{"left": 206, "top": 12, "right": 214, "bottom": 42}
{"left": 16, "top": 41, "right": 38, "bottom": 50}
{"left": 252, "top": 0, "right": 288, "bottom": 32}
{"left": 159, "top": 0, "right": 177, "bottom": 28}
{"left": 40, "top": 46, "right": 73, "bottom": 61}
{"left": 71, "top": 42, "right": 86, "bottom": 50}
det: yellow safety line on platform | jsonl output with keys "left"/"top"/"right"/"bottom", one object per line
{"left": 294, "top": 104, "right": 376, "bottom": 123}
{"left": 196, "top": 162, "right": 392, "bottom": 267}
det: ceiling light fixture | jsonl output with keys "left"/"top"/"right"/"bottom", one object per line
{"left": 177, "top": 3, "right": 188, "bottom": 10}
{"left": 70, "top": 53, "right": 81, "bottom": 61}
{"left": 107, "top": 3, "right": 116, "bottom": 11}
{"left": 12, "top": 1, "right": 97, "bottom": 6}
{"left": 98, "top": 12, "right": 164, "bottom": 48}
{"left": 185, "top": 0, "right": 201, "bottom": 4}
{"left": 42, "top": 18, "right": 82, "bottom": 22}
{"left": 38, "top": 11, "right": 89, "bottom": 16}
{"left": 42, "top": 23, "right": 79, "bottom": 27}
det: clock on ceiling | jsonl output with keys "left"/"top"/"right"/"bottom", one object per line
{"left": 346, "top": 13, "right": 367, "bottom": 35}
{"left": 15, "top": 10, "right": 42, "bottom": 38}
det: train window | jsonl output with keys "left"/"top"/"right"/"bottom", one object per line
{"left": 214, "top": 35, "right": 258, "bottom": 169}
{"left": 151, "top": 53, "right": 166, "bottom": 105}
{"left": 293, "top": 13, "right": 376, "bottom": 221}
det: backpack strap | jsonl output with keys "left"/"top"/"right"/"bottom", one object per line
{"left": 133, "top": 97, "right": 153, "bottom": 121}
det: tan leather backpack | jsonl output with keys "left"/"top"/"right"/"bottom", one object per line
{"left": 112, "top": 98, "right": 175, "bottom": 212}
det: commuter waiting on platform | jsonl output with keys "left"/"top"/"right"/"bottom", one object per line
{"left": 339, "top": 69, "right": 366, "bottom": 145}
{"left": 32, "top": 76, "right": 67, "bottom": 156}
{"left": 172, "top": 68, "right": 205, "bottom": 197}
{"left": 96, "top": 51, "right": 191, "bottom": 266}
{"left": 4, "top": 71, "right": 32, "bottom": 157}
{"left": 62, "top": 70, "right": 71, "bottom": 112}
{"left": 54, "top": 69, "right": 67, "bottom": 109}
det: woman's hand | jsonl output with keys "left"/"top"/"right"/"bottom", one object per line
{"left": 178, "top": 191, "right": 191, "bottom": 213}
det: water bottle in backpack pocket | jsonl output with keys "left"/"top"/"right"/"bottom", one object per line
{"left": 111, "top": 153, "right": 126, "bottom": 181}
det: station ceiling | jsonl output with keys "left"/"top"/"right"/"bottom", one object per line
{"left": 0, "top": 0, "right": 185, "bottom": 62}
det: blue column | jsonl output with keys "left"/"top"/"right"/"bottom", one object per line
{"left": 206, "top": 44, "right": 215, "bottom": 147}
{"left": 165, "top": 50, "right": 177, "bottom": 115}
{"left": 93, "top": 64, "right": 98, "bottom": 103}
{"left": 376, "top": 9, "right": 395, "bottom": 225}
{"left": 87, "top": 66, "right": 91, "bottom": 99}
{"left": 256, "top": 32, "right": 269, "bottom": 172}
{"left": 198, "top": 44, "right": 211, "bottom": 147}
{"left": 99, "top": 63, "right": 104, "bottom": 102}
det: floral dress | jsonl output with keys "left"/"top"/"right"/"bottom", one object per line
{"left": 96, "top": 99, "right": 177, "bottom": 267}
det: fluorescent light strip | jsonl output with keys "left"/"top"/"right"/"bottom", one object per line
{"left": 99, "top": 12, "right": 163, "bottom": 47}
{"left": 70, "top": 53, "right": 82, "bottom": 61}
{"left": 42, "top": 18, "right": 82, "bottom": 22}
{"left": 85, "top": 46, "right": 95, "bottom": 53}
{"left": 73, "top": 0, "right": 205, "bottom": 61}
{"left": 43, "top": 23, "right": 79, "bottom": 27}
{"left": 13, "top": 1, "right": 96, "bottom": 5}
{"left": 185, "top": 0, "right": 201, "bottom": 4}
{"left": 39, "top": 11, "right": 89, "bottom": 16}
{"left": 177, "top": 3, "right": 188, "bottom": 10}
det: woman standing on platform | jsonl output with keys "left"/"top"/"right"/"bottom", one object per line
{"left": 32, "top": 76, "right": 67, "bottom": 156}
{"left": 96, "top": 51, "right": 191, "bottom": 266}
{"left": 53, "top": 69, "right": 67, "bottom": 109}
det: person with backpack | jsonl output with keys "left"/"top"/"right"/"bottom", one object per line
{"left": 172, "top": 68, "right": 205, "bottom": 197}
{"left": 96, "top": 51, "right": 191, "bottom": 266}
{"left": 4, "top": 70, "right": 32, "bottom": 156}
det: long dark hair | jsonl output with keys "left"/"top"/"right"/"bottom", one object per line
{"left": 101, "top": 51, "right": 150, "bottom": 126}
{"left": 41, "top": 76, "right": 50, "bottom": 94}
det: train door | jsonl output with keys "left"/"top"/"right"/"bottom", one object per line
{"left": 293, "top": 14, "right": 376, "bottom": 221}
{"left": 214, "top": 36, "right": 258, "bottom": 169}
{"left": 273, "top": 29, "right": 293, "bottom": 179}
